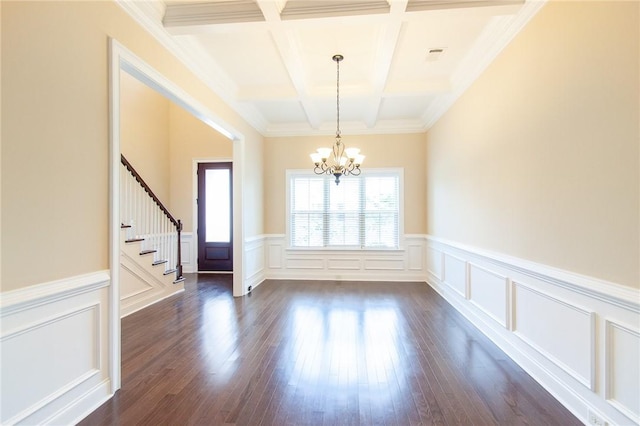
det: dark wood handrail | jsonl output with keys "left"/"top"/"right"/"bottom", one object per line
{"left": 121, "top": 154, "right": 183, "bottom": 281}
{"left": 121, "top": 154, "right": 181, "bottom": 231}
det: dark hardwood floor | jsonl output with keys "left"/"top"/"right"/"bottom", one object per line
{"left": 80, "top": 274, "right": 580, "bottom": 425}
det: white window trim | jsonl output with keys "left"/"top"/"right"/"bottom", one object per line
{"left": 285, "top": 168, "right": 405, "bottom": 251}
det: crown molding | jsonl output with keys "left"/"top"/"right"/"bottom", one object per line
{"left": 263, "top": 118, "right": 428, "bottom": 138}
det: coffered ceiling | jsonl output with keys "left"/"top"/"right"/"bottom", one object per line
{"left": 118, "top": 0, "right": 545, "bottom": 136}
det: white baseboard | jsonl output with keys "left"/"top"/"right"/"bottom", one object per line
{"left": 0, "top": 271, "right": 112, "bottom": 425}
{"left": 425, "top": 236, "right": 639, "bottom": 426}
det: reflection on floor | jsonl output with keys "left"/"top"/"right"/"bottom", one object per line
{"left": 80, "top": 274, "right": 580, "bottom": 425}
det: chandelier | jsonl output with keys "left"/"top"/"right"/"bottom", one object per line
{"left": 310, "top": 54, "right": 364, "bottom": 185}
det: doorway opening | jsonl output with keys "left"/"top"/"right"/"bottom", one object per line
{"left": 109, "top": 38, "right": 245, "bottom": 393}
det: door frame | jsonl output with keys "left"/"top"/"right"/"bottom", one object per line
{"left": 109, "top": 38, "right": 247, "bottom": 393}
{"left": 192, "top": 158, "right": 233, "bottom": 273}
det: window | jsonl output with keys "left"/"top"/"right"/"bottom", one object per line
{"left": 288, "top": 169, "right": 402, "bottom": 249}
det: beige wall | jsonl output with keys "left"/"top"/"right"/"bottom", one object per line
{"left": 426, "top": 1, "right": 639, "bottom": 288}
{"left": 169, "top": 103, "right": 232, "bottom": 232}
{"left": 120, "top": 71, "right": 171, "bottom": 203}
{"left": 264, "top": 133, "right": 426, "bottom": 235}
{"left": 1, "top": 1, "right": 264, "bottom": 291}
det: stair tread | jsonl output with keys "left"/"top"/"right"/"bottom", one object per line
{"left": 125, "top": 238, "right": 144, "bottom": 243}
{"left": 139, "top": 249, "right": 157, "bottom": 255}
{"left": 152, "top": 260, "right": 168, "bottom": 266}
{"left": 173, "top": 277, "right": 186, "bottom": 284}
{"left": 121, "top": 224, "right": 132, "bottom": 229}
{"left": 163, "top": 269, "right": 177, "bottom": 275}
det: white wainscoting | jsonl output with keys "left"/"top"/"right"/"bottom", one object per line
{"left": 425, "top": 236, "right": 640, "bottom": 426}
{"left": 0, "top": 271, "right": 112, "bottom": 425}
{"left": 244, "top": 235, "right": 266, "bottom": 292}
{"left": 264, "top": 234, "right": 427, "bottom": 282}
{"left": 605, "top": 320, "right": 640, "bottom": 424}
{"left": 181, "top": 232, "right": 195, "bottom": 274}
{"left": 468, "top": 262, "right": 509, "bottom": 328}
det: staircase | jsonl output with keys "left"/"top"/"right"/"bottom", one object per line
{"left": 120, "top": 155, "right": 185, "bottom": 317}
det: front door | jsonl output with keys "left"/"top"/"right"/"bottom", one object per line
{"left": 197, "top": 162, "right": 233, "bottom": 271}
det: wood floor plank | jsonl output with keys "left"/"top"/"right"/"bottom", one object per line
{"left": 79, "top": 275, "right": 581, "bottom": 426}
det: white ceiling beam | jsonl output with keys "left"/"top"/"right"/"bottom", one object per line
{"left": 406, "top": 0, "right": 524, "bottom": 13}
{"left": 280, "top": 0, "right": 390, "bottom": 20}
{"left": 363, "top": 0, "right": 408, "bottom": 128}
{"left": 163, "top": 1, "right": 265, "bottom": 27}
{"left": 256, "top": 0, "right": 322, "bottom": 129}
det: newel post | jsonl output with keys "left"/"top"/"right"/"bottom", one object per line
{"left": 176, "top": 219, "right": 183, "bottom": 281}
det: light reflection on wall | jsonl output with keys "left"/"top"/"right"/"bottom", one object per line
{"left": 201, "top": 296, "right": 240, "bottom": 384}
{"left": 287, "top": 303, "right": 405, "bottom": 401}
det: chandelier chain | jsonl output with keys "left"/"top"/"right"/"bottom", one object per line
{"left": 336, "top": 56, "right": 340, "bottom": 137}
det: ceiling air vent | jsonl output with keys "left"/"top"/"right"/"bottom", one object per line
{"left": 426, "top": 48, "right": 446, "bottom": 61}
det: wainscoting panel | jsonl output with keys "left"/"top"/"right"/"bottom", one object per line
{"left": 426, "top": 246, "right": 443, "bottom": 280}
{"left": 267, "top": 238, "right": 284, "bottom": 269}
{"left": 513, "top": 282, "right": 595, "bottom": 389}
{"left": 0, "top": 271, "right": 112, "bottom": 426}
{"left": 363, "top": 258, "right": 404, "bottom": 271}
{"left": 286, "top": 257, "right": 325, "bottom": 270}
{"left": 244, "top": 236, "right": 266, "bottom": 291}
{"left": 327, "top": 258, "right": 361, "bottom": 270}
{"left": 443, "top": 253, "right": 467, "bottom": 298}
{"left": 408, "top": 243, "right": 424, "bottom": 271}
{"left": 264, "top": 235, "right": 427, "bottom": 282}
{"left": 425, "top": 235, "right": 640, "bottom": 426}
{"left": 468, "top": 263, "right": 509, "bottom": 328}
{"left": 605, "top": 320, "right": 640, "bottom": 423}
{"left": 181, "top": 232, "right": 195, "bottom": 273}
